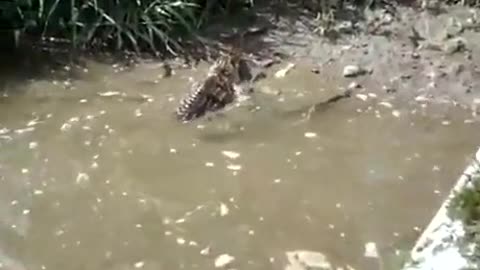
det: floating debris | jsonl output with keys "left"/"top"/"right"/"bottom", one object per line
{"left": 222, "top": 151, "right": 240, "bottom": 159}
{"left": 392, "top": 110, "right": 401, "bottom": 117}
{"left": 176, "top": 238, "right": 186, "bottom": 245}
{"left": 275, "top": 63, "right": 296, "bottom": 78}
{"left": 205, "top": 162, "right": 215, "bottom": 167}
{"left": 98, "top": 91, "right": 122, "bottom": 97}
{"left": 200, "top": 246, "right": 210, "bottom": 256}
{"left": 415, "top": 95, "right": 429, "bottom": 102}
{"left": 219, "top": 203, "right": 229, "bottom": 216}
{"left": 226, "top": 164, "right": 242, "bottom": 171}
{"left": 378, "top": 101, "right": 393, "bottom": 108}
{"left": 60, "top": 123, "right": 72, "bottom": 131}
{"left": 134, "top": 261, "right": 145, "bottom": 268}
{"left": 76, "top": 172, "right": 90, "bottom": 184}
{"left": 304, "top": 132, "right": 318, "bottom": 138}
{"left": 356, "top": 94, "right": 368, "bottom": 101}
{"left": 214, "top": 254, "right": 235, "bottom": 268}
{"left": 348, "top": 81, "right": 361, "bottom": 89}
{"left": 364, "top": 242, "right": 379, "bottom": 258}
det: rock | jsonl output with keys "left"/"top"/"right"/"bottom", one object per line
{"left": 285, "top": 250, "right": 332, "bottom": 270}
{"left": 343, "top": 65, "right": 366, "bottom": 77}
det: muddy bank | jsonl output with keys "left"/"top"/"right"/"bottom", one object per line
{"left": 187, "top": 2, "right": 480, "bottom": 120}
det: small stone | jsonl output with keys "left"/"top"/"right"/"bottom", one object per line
{"left": 343, "top": 65, "right": 365, "bottom": 77}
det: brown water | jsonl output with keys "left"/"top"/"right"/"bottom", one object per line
{"left": 0, "top": 59, "right": 478, "bottom": 270}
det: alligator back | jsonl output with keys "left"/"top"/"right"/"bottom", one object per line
{"left": 175, "top": 73, "right": 236, "bottom": 122}
{"left": 175, "top": 50, "right": 253, "bottom": 123}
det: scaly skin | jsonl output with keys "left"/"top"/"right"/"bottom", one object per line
{"left": 175, "top": 50, "right": 257, "bottom": 123}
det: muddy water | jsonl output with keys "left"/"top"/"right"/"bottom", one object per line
{"left": 0, "top": 59, "right": 478, "bottom": 270}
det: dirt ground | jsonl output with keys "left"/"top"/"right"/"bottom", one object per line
{"left": 187, "top": 1, "right": 480, "bottom": 120}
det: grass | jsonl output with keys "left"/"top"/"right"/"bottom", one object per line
{"left": 1, "top": 0, "right": 256, "bottom": 57}
{"left": 1, "top": 0, "right": 480, "bottom": 57}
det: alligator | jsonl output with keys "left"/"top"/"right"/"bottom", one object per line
{"left": 175, "top": 49, "right": 266, "bottom": 123}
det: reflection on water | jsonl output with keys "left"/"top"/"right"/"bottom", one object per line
{"left": 0, "top": 59, "right": 478, "bottom": 270}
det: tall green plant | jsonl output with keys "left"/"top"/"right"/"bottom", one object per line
{"left": 10, "top": 0, "right": 201, "bottom": 55}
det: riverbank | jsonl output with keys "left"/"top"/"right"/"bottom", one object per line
{"left": 402, "top": 147, "right": 480, "bottom": 270}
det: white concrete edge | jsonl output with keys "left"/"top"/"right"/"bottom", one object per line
{"left": 402, "top": 146, "right": 480, "bottom": 269}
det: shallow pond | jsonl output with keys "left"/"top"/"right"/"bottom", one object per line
{"left": 0, "top": 58, "right": 478, "bottom": 270}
